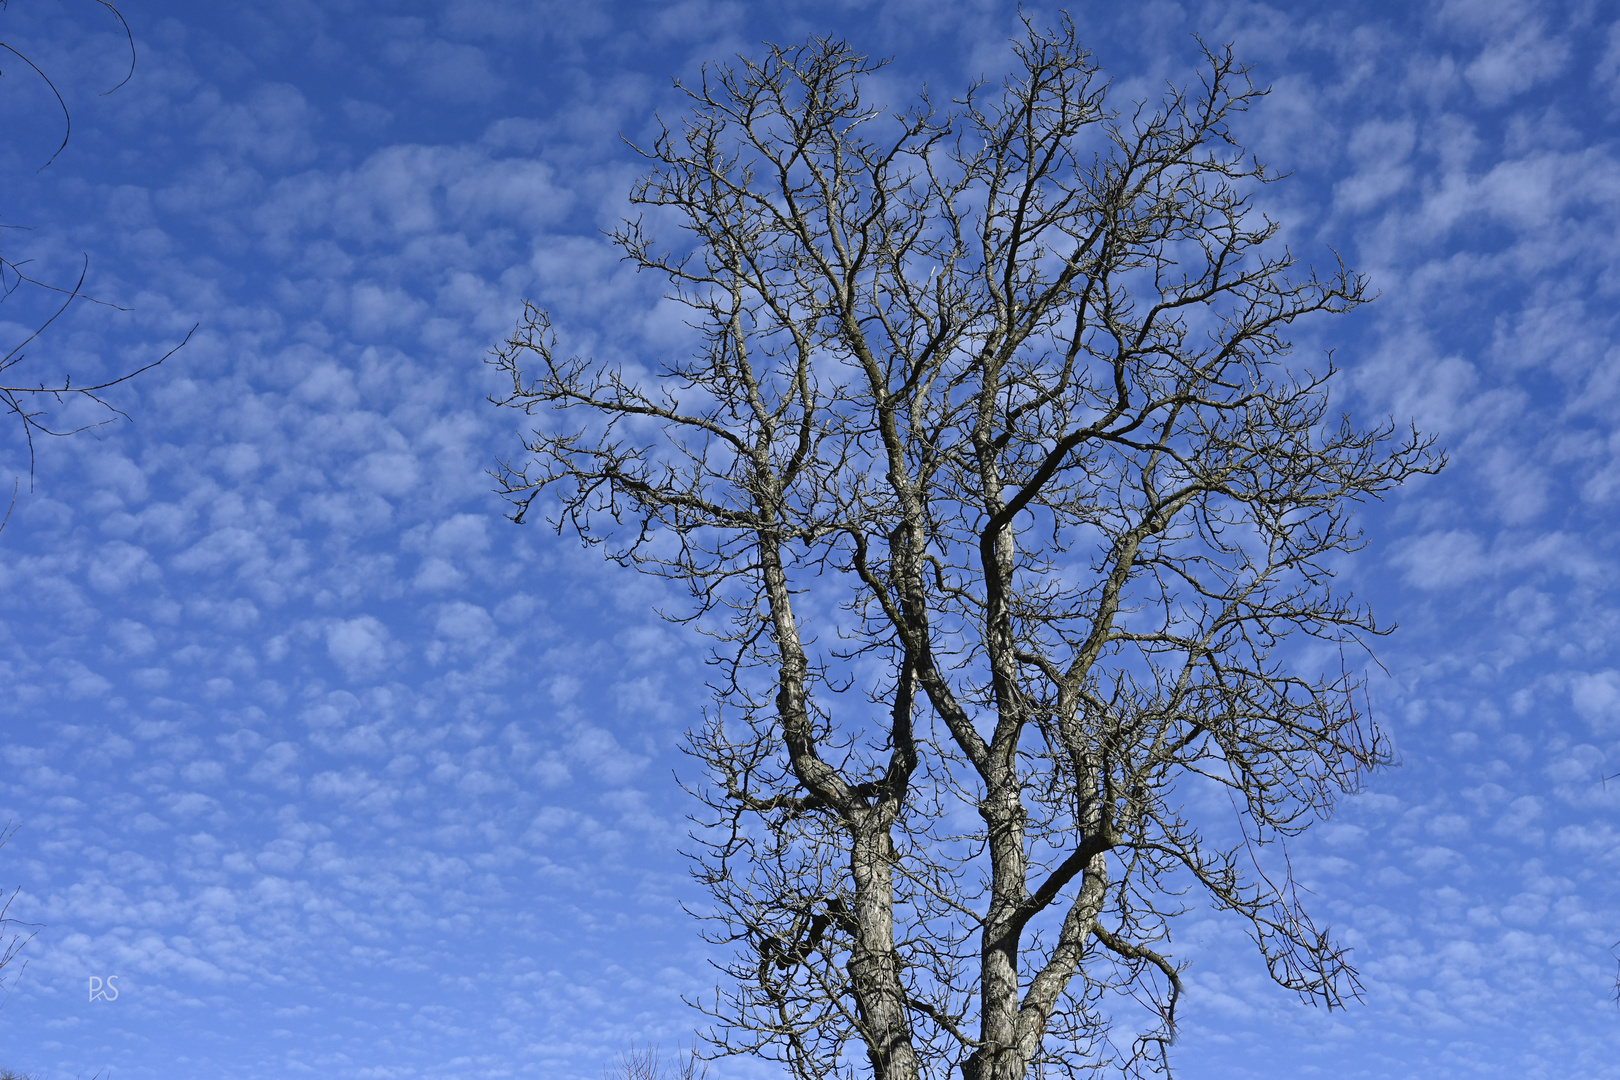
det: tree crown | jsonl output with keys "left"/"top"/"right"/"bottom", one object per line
{"left": 494, "top": 20, "right": 1441, "bottom": 1080}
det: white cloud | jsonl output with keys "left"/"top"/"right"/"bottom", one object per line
{"left": 1390, "top": 528, "right": 1491, "bottom": 588}
{"left": 1460, "top": 22, "right": 1571, "bottom": 104}
{"left": 434, "top": 600, "right": 496, "bottom": 644}
{"left": 195, "top": 83, "right": 320, "bottom": 168}
{"left": 381, "top": 33, "right": 502, "bottom": 103}
{"left": 1570, "top": 670, "right": 1620, "bottom": 733}
{"left": 1335, "top": 118, "right": 1418, "bottom": 214}
{"left": 1598, "top": 21, "right": 1620, "bottom": 103}
{"left": 246, "top": 742, "right": 301, "bottom": 791}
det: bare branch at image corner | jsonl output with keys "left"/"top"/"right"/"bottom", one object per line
{"left": 1, "top": 0, "right": 189, "bottom": 486}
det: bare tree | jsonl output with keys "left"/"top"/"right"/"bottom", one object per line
{"left": 607, "top": 1043, "right": 709, "bottom": 1080}
{"left": 492, "top": 20, "right": 1440, "bottom": 1080}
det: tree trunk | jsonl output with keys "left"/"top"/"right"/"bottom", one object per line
{"left": 965, "top": 780, "right": 1029, "bottom": 1080}
{"left": 850, "top": 823, "right": 919, "bottom": 1080}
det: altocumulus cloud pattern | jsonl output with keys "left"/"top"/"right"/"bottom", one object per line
{"left": 0, "top": 1, "right": 1618, "bottom": 1078}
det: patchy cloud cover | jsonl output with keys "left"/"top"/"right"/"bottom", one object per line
{"left": 0, "top": 1, "right": 1617, "bottom": 1078}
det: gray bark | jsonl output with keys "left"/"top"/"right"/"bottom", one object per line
{"left": 492, "top": 16, "right": 1441, "bottom": 1079}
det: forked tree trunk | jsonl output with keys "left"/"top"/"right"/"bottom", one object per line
{"left": 492, "top": 17, "right": 1441, "bottom": 1080}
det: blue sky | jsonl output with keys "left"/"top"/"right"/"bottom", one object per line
{"left": 0, "top": 0, "right": 1618, "bottom": 1077}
